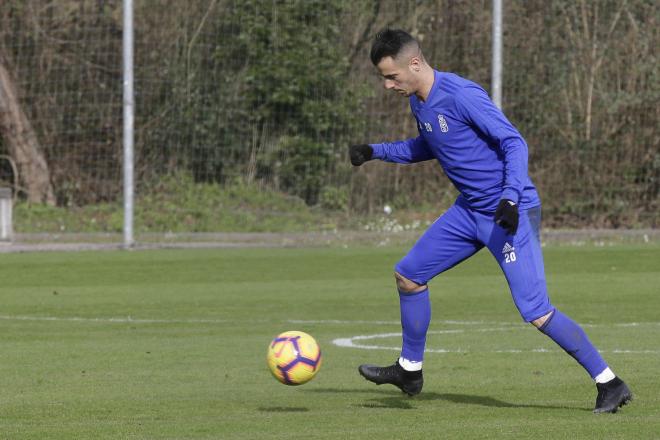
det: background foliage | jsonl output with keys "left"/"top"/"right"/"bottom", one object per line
{"left": 0, "top": 0, "right": 657, "bottom": 231}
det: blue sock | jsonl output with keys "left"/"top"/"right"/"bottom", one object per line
{"left": 399, "top": 288, "right": 431, "bottom": 363}
{"left": 539, "top": 309, "right": 608, "bottom": 379}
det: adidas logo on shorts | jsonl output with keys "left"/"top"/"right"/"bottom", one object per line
{"left": 502, "top": 242, "right": 517, "bottom": 263}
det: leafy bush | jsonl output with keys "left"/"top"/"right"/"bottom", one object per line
{"left": 14, "top": 174, "right": 335, "bottom": 234}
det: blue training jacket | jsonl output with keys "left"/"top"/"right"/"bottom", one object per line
{"left": 371, "top": 70, "right": 540, "bottom": 212}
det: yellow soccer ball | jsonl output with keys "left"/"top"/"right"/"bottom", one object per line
{"left": 267, "top": 331, "right": 322, "bottom": 385}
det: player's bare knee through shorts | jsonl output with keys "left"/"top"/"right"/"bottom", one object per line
{"left": 531, "top": 310, "right": 554, "bottom": 328}
{"left": 395, "top": 272, "right": 427, "bottom": 294}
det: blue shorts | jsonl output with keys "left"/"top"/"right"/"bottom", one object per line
{"left": 395, "top": 199, "right": 552, "bottom": 322}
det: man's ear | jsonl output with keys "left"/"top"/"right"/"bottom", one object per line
{"left": 409, "top": 56, "right": 422, "bottom": 73}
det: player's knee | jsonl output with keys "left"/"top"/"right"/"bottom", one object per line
{"left": 394, "top": 272, "right": 427, "bottom": 293}
{"left": 531, "top": 310, "right": 554, "bottom": 328}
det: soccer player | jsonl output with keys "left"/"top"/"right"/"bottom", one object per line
{"left": 350, "top": 29, "right": 632, "bottom": 413}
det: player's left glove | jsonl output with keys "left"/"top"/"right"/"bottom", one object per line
{"left": 494, "top": 199, "right": 519, "bottom": 235}
{"left": 349, "top": 144, "right": 373, "bottom": 166}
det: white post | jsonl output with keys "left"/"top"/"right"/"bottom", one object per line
{"left": 491, "top": 0, "right": 503, "bottom": 108}
{"left": 0, "top": 188, "right": 12, "bottom": 241}
{"left": 123, "top": 0, "right": 135, "bottom": 248}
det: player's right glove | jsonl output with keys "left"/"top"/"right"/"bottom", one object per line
{"left": 349, "top": 144, "right": 373, "bottom": 166}
{"left": 494, "top": 199, "right": 519, "bottom": 235}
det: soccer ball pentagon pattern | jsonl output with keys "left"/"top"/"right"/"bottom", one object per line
{"left": 267, "top": 331, "right": 322, "bottom": 385}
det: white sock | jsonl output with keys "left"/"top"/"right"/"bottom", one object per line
{"left": 398, "top": 357, "right": 422, "bottom": 372}
{"left": 594, "top": 367, "right": 616, "bottom": 383}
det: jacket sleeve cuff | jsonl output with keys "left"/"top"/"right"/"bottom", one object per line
{"left": 500, "top": 189, "right": 521, "bottom": 204}
{"left": 369, "top": 143, "right": 384, "bottom": 160}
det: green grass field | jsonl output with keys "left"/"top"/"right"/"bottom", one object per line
{"left": 0, "top": 244, "right": 658, "bottom": 439}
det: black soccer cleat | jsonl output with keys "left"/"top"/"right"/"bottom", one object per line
{"left": 593, "top": 377, "right": 632, "bottom": 413}
{"left": 358, "top": 361, "right": 423, "bottom": 396}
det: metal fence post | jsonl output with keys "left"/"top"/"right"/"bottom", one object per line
{"left": 491, "top": 0, "right": 503, "bottom": 108}
{"left": 0, "top": 187, "right": 13, "bottom": 241}
{"left": 123, "top": 0, "right": 135, "bottom": 248}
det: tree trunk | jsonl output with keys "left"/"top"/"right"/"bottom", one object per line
{"left": 0, "top": 51, "right": 56, "bottom": 205}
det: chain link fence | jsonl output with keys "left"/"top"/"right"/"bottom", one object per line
{"left": 0, "top": 0, "right": 657, "bottom": 242}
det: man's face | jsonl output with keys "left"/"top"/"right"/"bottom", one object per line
{"left": 376, "top": 55, "right": 418, "bottom": 97}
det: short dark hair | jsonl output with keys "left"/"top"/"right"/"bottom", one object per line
{"left": 370, "top": 29, "right": 419, "bottom": 65}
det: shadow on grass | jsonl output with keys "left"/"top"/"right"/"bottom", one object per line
{"left": 306, "top": 388, "right": 587, "bottom": 411}
{"left": 258, "top": 406, "right": 310, "bottom": 413}
{"left": 418, "top": 392, "right": 586, "bottom": 411}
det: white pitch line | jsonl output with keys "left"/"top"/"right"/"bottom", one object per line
{"left": 2, "top": 314, "right": 659, "bottom": 354}
{"left": 0, "top": 315, "right": 490, "bottom": 327}
{"left": 290, "top": 319, "right": 660, "bottom": 328}
{"left": 2, "top": 314, "right": 660, "bottom": 335}
{"left": 0, "top": 315, "right": 232, "bottom": 324}
{"left": 288, "top": 319, "right": 401, "bottom": 325}
{"left": 333, "top": 329, "right": 660, "bottom": 354}
{"left": 288, "top": 319, "right": 522, "bottom": 326}
{"left": 0, "top": 315, "right": 516, "bottom": 326}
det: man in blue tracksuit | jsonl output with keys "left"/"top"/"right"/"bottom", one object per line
{"left": 350, "top": 29, "right": 631, "bottom": 413}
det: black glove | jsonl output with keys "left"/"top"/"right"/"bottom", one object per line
{"left": 349, "top": 144, "right": 373, "bottom": 166}
{"left": 494, "top": 199, "right": 519, "bottom": 235}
